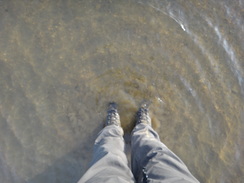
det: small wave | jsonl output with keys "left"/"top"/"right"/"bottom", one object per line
{"left": 179, "top": 75, "right": 204, "bottom": 113}
{"left": 205, "top": 17, "right": 244, "bottom": 96}
{"left": 138, "top": 1, "right": 187, "bottom": 32}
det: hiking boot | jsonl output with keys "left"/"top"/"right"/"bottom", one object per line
{"left": 136, "top": 103, "right": 151, "bottom": 126}
{"left": 105, "top": 102, "right": 121, "bottom": 126}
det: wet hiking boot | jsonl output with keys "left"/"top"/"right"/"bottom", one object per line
{"left": 105, "top": 102, "right": 121, "bottom": 126}
{"left": 136, "top": 103, "right": 152, "bottom": 126}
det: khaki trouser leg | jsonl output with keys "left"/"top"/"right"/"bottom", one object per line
{"left": 78, "top": 125, "right": 135, "bottom": 183}
{"left": 131, "top": 123, "right": 199, "bottom": 183}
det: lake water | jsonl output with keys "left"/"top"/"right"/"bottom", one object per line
{"left": 0, "top": 0, "right": 243, "bottom": 182}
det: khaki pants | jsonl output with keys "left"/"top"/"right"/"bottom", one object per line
{"left": 78, "top": 124, "right": 199, "bottom": 183}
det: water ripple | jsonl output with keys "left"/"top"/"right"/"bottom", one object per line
{"left": 205, "top": 17, "right": 244, "bottom": 97}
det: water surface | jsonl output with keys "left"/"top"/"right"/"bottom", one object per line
{"left": 0, "top": 0, "right": 243, "bottom": 182}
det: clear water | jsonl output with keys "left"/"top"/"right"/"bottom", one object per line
{"left": 0, "top": 0, "right": 243, "bottom": 182}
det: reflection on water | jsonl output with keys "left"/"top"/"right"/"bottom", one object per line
{"left": 0, "top": 0, "right": 243, "bottom": 182}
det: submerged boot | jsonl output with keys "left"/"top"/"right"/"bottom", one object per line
{"left": 105, "top": 102, "right": 121, "bottom": 126}
{"left": 136, "top": 103, "right": 152, "bottom": 126}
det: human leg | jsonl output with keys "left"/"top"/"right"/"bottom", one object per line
{"left": 78, "top": 103, "right": 134, "bottom": 183}
{"left": 131, "top": 106, "right": 199, "bottom": 183}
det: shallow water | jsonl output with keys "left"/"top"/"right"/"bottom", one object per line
{"left": 0, "top": 0, "right": 243, "bottom": 182}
